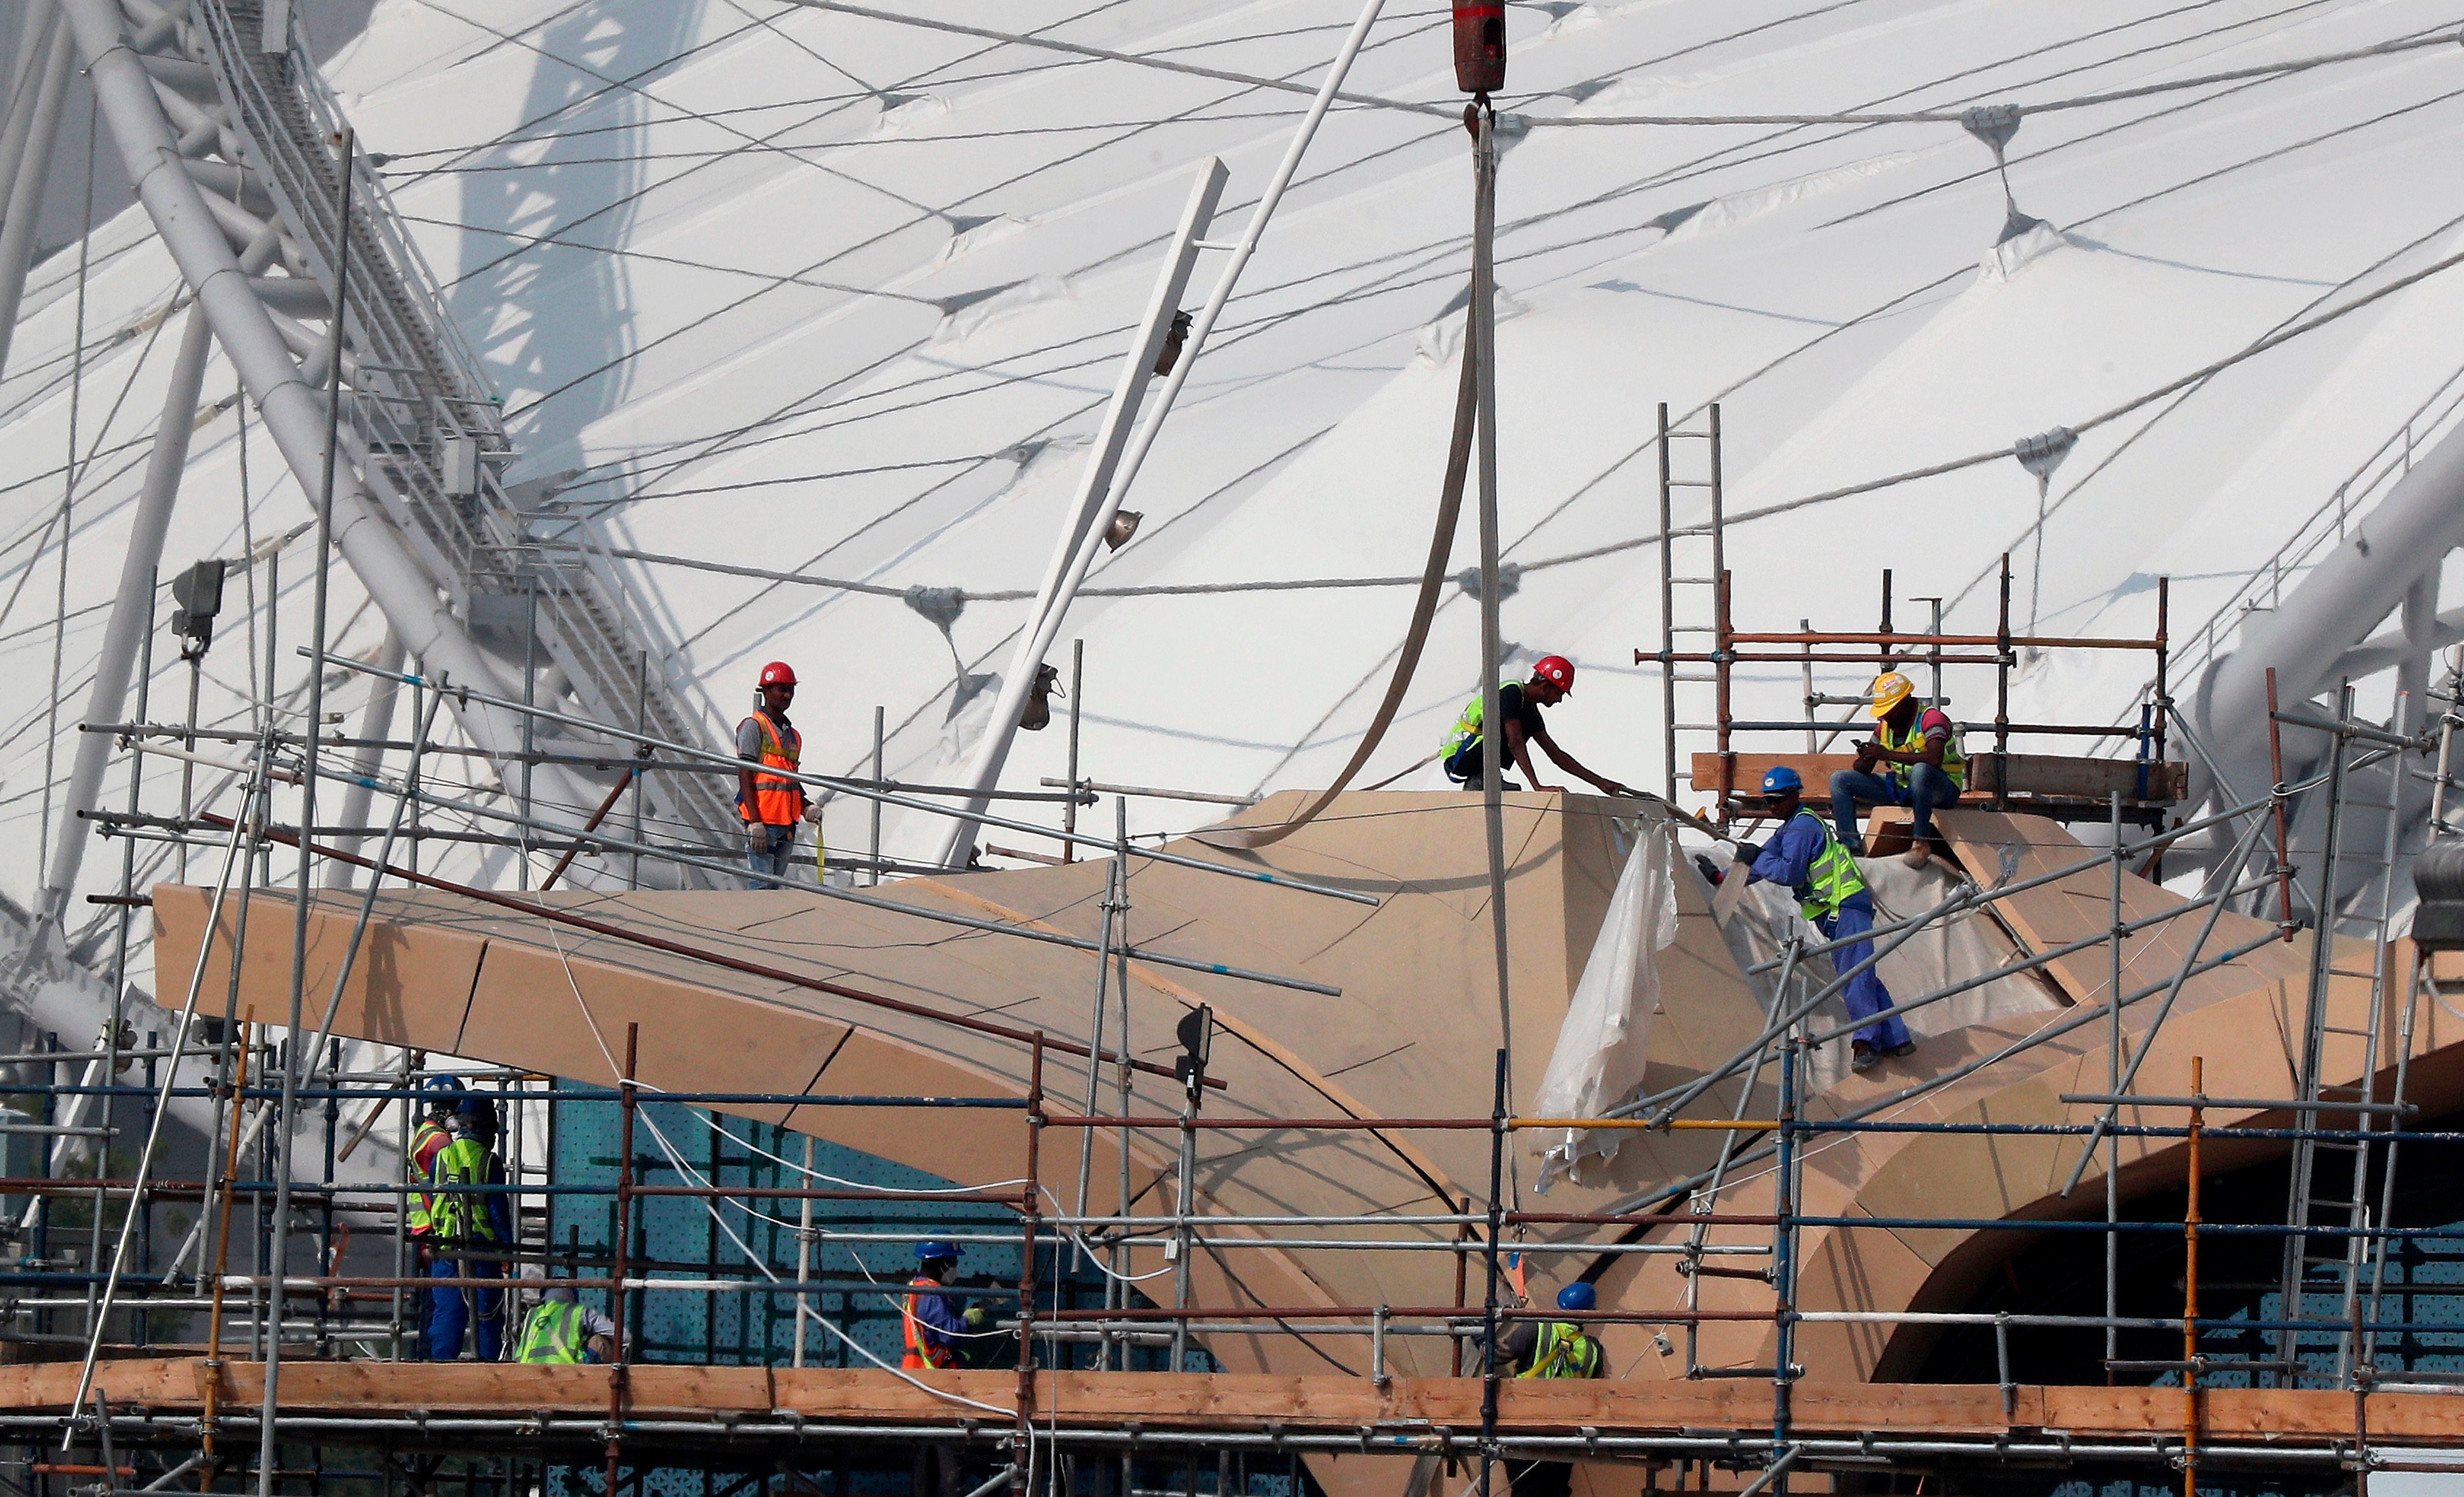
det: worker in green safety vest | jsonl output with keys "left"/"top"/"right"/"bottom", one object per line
{"left": 1493, "top": 1284, "right": 1605, "bottom": 1497}
{"left": 406, "top": 1074, "right": 464, "bottom": 1358}
{"left": 425, "top": 1095, "right": 512, "bottom": 1360}
{"left": 1438, "top": 655, "right": 1628, "bottom": 796}
{"left": 515, "top": 1285, "right": 616, "bottom": 1364}
{"left": 1832, "top": 670, "right": 1966, "bottom": 868}
{"left": 1732, "top": 766, "right": 1916, "bottom": 1074}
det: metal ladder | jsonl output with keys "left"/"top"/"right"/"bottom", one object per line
{"left": 1654, "top": 403, "right": 1722, "bottom": 802}
{"left": 189, "top": 0, "right": 737, "bottom": 855}
{"left": 2271, "top": 684, "right": 2407, "bottom": 1382}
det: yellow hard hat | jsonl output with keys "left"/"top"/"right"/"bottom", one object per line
{"left": 1869, "top": 672, "right": 1914, "bottom": 719}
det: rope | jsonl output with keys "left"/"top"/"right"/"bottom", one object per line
{"left": 1199, "top": 301, "right": 1478, "bottom": 852}
{"left": 531, "top": 540, "right": 1419, "bottom": 600}
{"left": 551, "top": 229, "right": 2464, "bottom": 614}
{"left": 1516, "top": 234, "right": 2464, "bottom": 576}
{"left": 787, "top": 2, "right": 2460, "bottom": 128}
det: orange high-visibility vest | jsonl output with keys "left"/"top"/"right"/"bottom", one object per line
{"left": 901, "top": 1277, "right": 958, "bottom": 1370}
{"left": 407, "top": 1117, "right": 452, "bottom": 1237}
{"left": 738, "top": 710, "right": 805, "bottom": 826}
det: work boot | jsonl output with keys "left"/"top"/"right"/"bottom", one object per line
{"left": 1903, "top": 841, "right": 1932, "bottom": 869}
{"left": 1885, "top": 1040, "right": 1918, "bottom": 1059}
{"left": 1849, "top": 1041, "right": 1879, "bottom": 1074}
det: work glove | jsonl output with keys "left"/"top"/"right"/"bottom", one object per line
{"left": 745, "top": 822, "right": 770, "bottom": 850}
{"left": 962, "top": 1306, "right": 991, "bottom": 1331}
{"left": 801, "top": 800, "right": 824, "bottom": 826}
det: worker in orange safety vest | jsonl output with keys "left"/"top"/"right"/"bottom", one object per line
{"left": 736, "top": 661, "right": 811, "bottom": 889}
{"left": 900, "top": 1240, "right": 990, "bottom": 1370}
{"left": 902, "top": 1240, "right": 991, "bottom": 1497}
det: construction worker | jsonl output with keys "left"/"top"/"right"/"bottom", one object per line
{"left": 900, "top": 1240, "right": 990, "bottom": 1371}
{"left": 515, "top": 1284, "right": 617, "bottom": 1364}
{"left": 1739, "top": 766, "right": 1915, "bottom": 1073}
{"left": 1494, "top": 1283, "right": 1605, "bottom": 1497}
{"left": 406, "top": 1075, "right": 464, "bottom": 1357}
{"left": 1831, "top": 671, "right": 1964, "bottom": 867}
{"left": 737, "top": 661, "right": 808, "bottom": 890}
{"left": 903, "top": 1240, "right": 992, "bottom": 1497}
{"left": 1439, "top": 655, "right": 1629, "bottom": 796}
{"left": 425, "top": 1095, "right": 512, "bottom": 1361}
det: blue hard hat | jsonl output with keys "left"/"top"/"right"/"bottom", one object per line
{"left": 453, "top": 1095, "right": 500, "bottom": 1136}
{"left": 1557, "top": 1282, "right": 1597, "bottom": 1312}
{"left": 915, "top": 1239, "right": 961, "bottom": 1262}
{"left": 423, "top": 1074, "right": 466, "bottom": 1095}
{"left": 1760, "top": 766, "right": 1803, "bottom": 796}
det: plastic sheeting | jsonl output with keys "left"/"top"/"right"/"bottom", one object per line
{"left": 1533, "top": 811, "right": 1680, "bottom": 1191}
{"left": 1712, "top": 849, "right": 2063, "bottom": 1096}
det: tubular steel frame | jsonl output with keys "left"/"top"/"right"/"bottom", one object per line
{"left": 0, "top": 668, "right": 2450, "bottom": 1497}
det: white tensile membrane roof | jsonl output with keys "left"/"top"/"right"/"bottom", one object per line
{"left": 0, "top": 0, "right": 2460, "bottom": 979}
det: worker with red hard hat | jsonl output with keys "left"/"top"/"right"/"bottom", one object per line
{"left": 1439, "top": 655, "right": 1628, "bottom": 796}
{"left": 736, "top": 661, "right": 809, "bottom": 889}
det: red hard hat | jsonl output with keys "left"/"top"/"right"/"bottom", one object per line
{"left": 759, "top": 661, "right": 798, "bottom": 689}
{"left": 1533, "top": 655, "right": 1574, "bottom": 693}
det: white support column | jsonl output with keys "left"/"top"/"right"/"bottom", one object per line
{"left": 29, "top": 304, "right": 213, "bottom": 956}
{"left": 932, "top": 158, "right": 1225, "bottom": 868}
{"left": 2388, "top": 569, "right": 2441, "bottom": 841}
{"left": 0, "top": 12, "right": 76, "bottom": 379}
{"left": 934, "top": 0, "right": 1388, "bottom": 868}
{"left": 62, "top": 0, "right": 587, "bottom": 824}
{"left": 325, "top": 630, "right": 405, "bottom": 886}
{"left": 2198, "top": 419, "right": 2464, "bottom": 807}
{"left": 0, "top": 0, "right": 62, "bottom": 243}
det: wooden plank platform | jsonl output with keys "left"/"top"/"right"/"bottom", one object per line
{"left": 22, "top": 1360, "right": 2464, "bottom": 1447}
{"left": 1691, "top": 753, "right": 2185, "bottom": 805}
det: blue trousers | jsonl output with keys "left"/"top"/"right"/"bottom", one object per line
{"left": 427, "top": 1253, "right": 503, "bottom": 1361}
{"left": 1819, "top": 899, "right": 1909, "bottom": 1051}
{"left": 1830, "top": 763, "right": 1961, "bottom": 849}
{"left": 745, "top": 823, "right": 795, "bottom": 889}
{"left": 1443, "top": 741, "right": 1514, "bottom": 789}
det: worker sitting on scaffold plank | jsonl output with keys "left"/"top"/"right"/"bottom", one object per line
{"left": 1831, "top": 670, "right": 1964, "bottom": 868}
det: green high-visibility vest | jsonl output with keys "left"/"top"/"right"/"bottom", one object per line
{"left": 1440, "top": 680, "right": 1526, "bottom": 759}
{"left": 427, "top": 1136, "right": 501, "bottom": 1243}
{"left": 1879, "top": 707, "right": 1965, "bottom": 791}
{"left": 1517, "top": 1322, "right": 1602, "bottom": 1379}
{"left": 518, "top": 1299, "right": 588, "bottom": 1364}
{"left": 1790, "top": 810, "right": 1869, "bottom": 922}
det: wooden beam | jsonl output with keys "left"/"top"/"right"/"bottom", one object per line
{"left": 1691, "top": 753, "right": 2185, "bottom": 804}
{"left": 27, "top": 1360, "right": 2458, "bottom": 1447}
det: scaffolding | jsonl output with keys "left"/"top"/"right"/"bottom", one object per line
{"left": 1642, "top": 432, "right": 2179, "bottom": 833}
{"left": 0, "top": 613, "right": 2439, "bottom": 1497}
{"left": 0, "top": 6, "right": 2458, "bottom": 1495}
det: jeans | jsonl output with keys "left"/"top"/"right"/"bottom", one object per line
{"left": 1819, "top": 897, "right": 1909, "bottom": 1050}
{"left": 1829, "top": 763, "right": 1962, "bottom": 849}
{"left": 427, "top": 1253, "right": 503, "bottom": 1361}
{"left": 744, "top": 823, "right": 795, "bottom": 889}
{"left": 1442, "top": 742, "right": 1520, "bottom": 790}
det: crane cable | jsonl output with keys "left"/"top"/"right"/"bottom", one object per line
{"left": 1200, "top": 303, "right": 1478, "bottom": 851}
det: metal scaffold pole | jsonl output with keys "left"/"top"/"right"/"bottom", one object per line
{"left": 260, "top": 126, "right": 354, "bottom": 1497}
{"left": 1471, "top": 97, "right": 1514, "bottom": 1121}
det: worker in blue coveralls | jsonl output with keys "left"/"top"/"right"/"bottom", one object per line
{"left": 1735, "top": 766, "right": 1916, "bottom": 1074}
{"left": 425, "top": 1095, "right": 513, "bottom": 1360}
